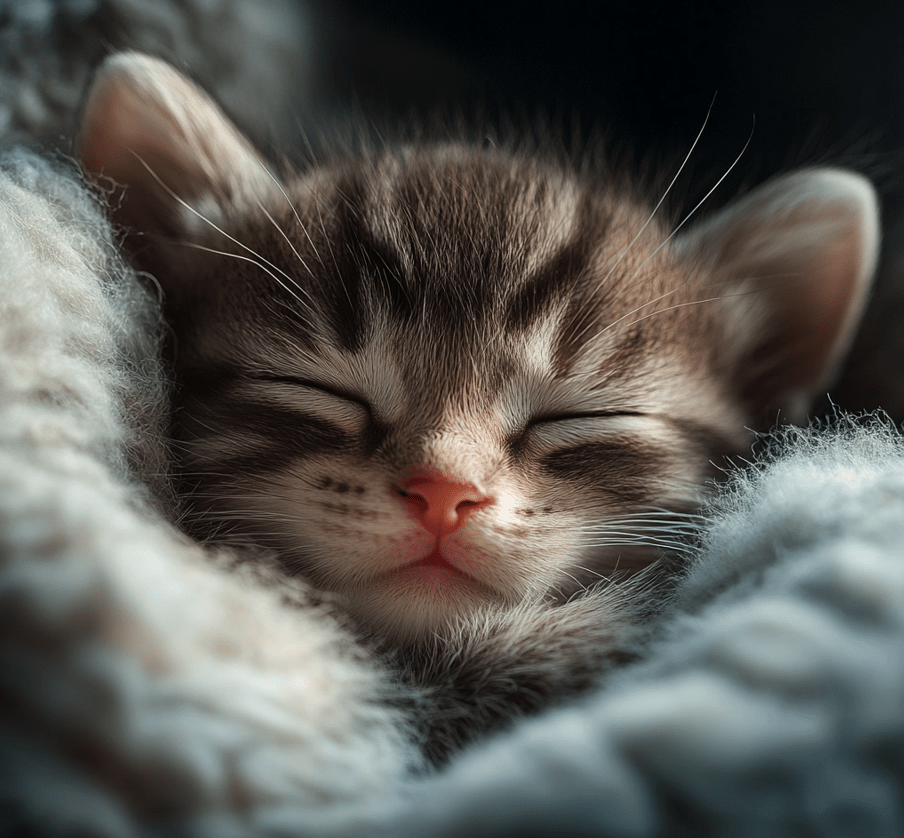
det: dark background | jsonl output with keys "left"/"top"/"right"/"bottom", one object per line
{"left": 311, "top": 1, "right": 904, "bottom": 202}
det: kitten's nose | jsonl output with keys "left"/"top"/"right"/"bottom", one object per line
{"left": 395, "top": 474, "right": 491, "bottom": 537}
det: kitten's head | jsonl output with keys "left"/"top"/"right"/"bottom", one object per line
{"left": 79, "top": 54, "right": 879, "bottom": 641}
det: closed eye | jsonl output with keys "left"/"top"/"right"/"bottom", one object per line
{"left": 253, "top": 375, "right": 372, "bottom": 414}
{"left": 521, "top": 411, "right": 655, "bottom": 451}
{"left": 243, "top": 375, "right": 373, "bottom": 435}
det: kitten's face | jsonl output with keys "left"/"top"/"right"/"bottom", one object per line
{"left": 79, "top": 54, "right": 878, "bottom": 641}
{"left": 168, "top": 151, "right": 749, "bottom": 639}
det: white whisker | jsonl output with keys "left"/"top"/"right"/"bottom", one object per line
{"left": 262, "top": 165, "right": 325, "bottom": 265}
{"left": 562, "top": 97, "right": 717, "bottom": 347}
{"left": 129, "top": 151, "right": 318, "bottom": 315}
{"left": 177, "top": 241, "right": 316, "bottom": 317}
{"left": 254, "top": 197, "right": 316, "bottom": 280}
{"left": 596, "top": 94, "right": 717, "bottom": 292}
{"left": 586, "top": 117, "right": 756, "bottom": 348}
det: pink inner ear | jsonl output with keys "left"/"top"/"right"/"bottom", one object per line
{"left": 78, "top": 56, "right": 180, "bottom": 192}
{"left": 783, "top": 230, "right": 867, "bottom": 390}
{"left": 80, "top": 79, "right": 130, "bottom": 183}
{"left": 692, "top": 169, "right": 879, "bottom": 418}
{"left": 768, "top": 203, "right": 876, "bottom": 405}
{"left": 78, "top": 53, "right": 282, "bottom": 244}
{"left": 78, "top": 58, "right": 185, "bottom": 228}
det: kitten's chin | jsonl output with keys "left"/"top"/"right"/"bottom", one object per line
{"left": 345, "top": 557, "right": 505, "bottom": 642}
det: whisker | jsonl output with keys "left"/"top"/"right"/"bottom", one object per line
{"left": 586, "top": 517, "right": 703, "bottom": 531}
{"left": 129, "top": 151, "right": 318, "bottom": 314}
{"left": 584, "top": 509, "right": 705, "bottom": 522}
{"left": 591, "top": 544, "right": 694, "bottom": 556}
{"left": 596, "top": 281, "right": 768, "bottom": 343}
{"left": 313, "top": 186, "right": 340, "bottom": 275}
{"left": 580, "top": 520, "right": 700, "bottom": 531}
{"left": 557, "top": 569, "right": 590, "bottom": 593}
{"left": 595, "top": 94, "right": 717, "bottom": 294}
{"left": 561, "top": 114, "right": 755, "bottom": 364}
{"left": 253, "top": 197, "right": 316, "bottom": 280}
{"left": 564, "top": 97, "right": 717, "bottom": 345}
{"left": 582, "top": 532, "right": 698, "bottom": 544}
{"left": 582, "top": 519, "right": 701, "bottom": 530}
{"left": 642, "top": 115, "right": 757, "bottom": 263}
{"left": 261, "top": 166, "right": 325, "bottom": 266}
{"left": 585, "top": 117, "right": 756, "bottom": 348}
{"left": 177, "top": 241, "right": 317, "bottom": 318}
{"left": 571, "top": 565, "right": 613, "bottom": 583}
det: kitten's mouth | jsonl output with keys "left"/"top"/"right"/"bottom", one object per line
{"left": 382, "top": 547, "right": 478, "bottom": 590}
{"left": 405, "top": 548, "right": 470, "bottom": 578}
{"left": 369, "top": 546, "right": 503, "bottom": 609}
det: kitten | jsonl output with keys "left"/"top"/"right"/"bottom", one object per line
{"left": 78, "top": 53, "right": 878, "bottom": 762}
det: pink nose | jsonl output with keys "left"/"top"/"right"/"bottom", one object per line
{"left": 395, "top": 474, "right": 491, "bottom": 537}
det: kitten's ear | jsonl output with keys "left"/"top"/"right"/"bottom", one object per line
{"left": 78, "top": 52, "right": 278, "bottom": 243}
{"left": 678, "top": 169, "right": 879, "bottom": 422}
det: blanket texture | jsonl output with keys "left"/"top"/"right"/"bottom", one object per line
{"left": 0, "top": 0, "right": 311, "bottom": 153}
{"left": 2, "top": 3, "right": 904, "bottom": 836}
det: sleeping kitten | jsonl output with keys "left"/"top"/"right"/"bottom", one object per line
{"left": 78, "top": 53, "right": 878, "bottom": 761}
